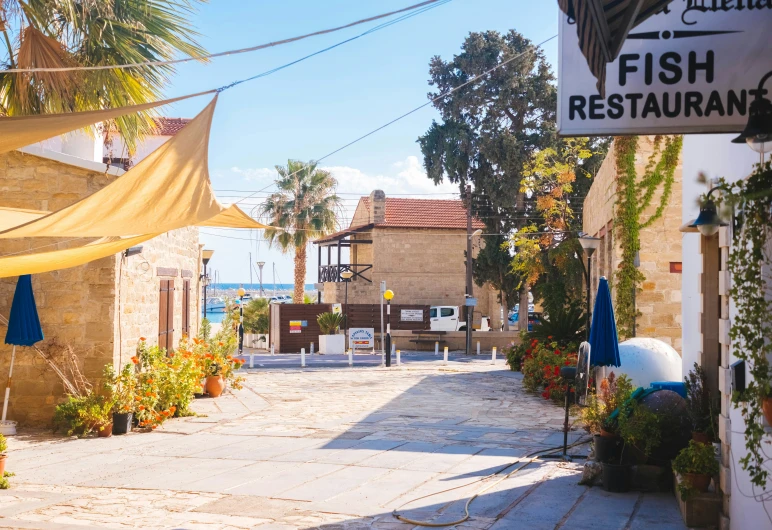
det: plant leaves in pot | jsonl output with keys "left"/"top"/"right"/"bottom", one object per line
{"left": 112, "top": 412, "right": 133, "bottom": 435}
{"left": 0, "top": 434, "right": 7, "bottom": 475}
{"left": 593, "top": 434, "right": 620, "bottom": 463}
{"left": 673, "top": 440, "right": 719, "bottom": 500}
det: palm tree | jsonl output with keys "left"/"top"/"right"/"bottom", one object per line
{"left": 0, "top": 0, "right": 206, "bottom": 150}
{"left": 261, "top": 160, "right": 340, "bottom": 304}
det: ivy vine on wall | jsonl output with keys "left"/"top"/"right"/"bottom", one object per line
{"left": 613, "top": 135, "right": 683, "bottom": 338}
{"left": 716, "top": 161, "right": 772, "bottom": 489}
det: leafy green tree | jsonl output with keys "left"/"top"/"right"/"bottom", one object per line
{"left": 242, "top": 298, "right": 269, "bottom": 334}
{"left": 418, "top": 30, "right": 557, "bottom": 330}
{"left": 261, "top": 160, "right": 340, "bottom": 303}
{"left": 0, "top": 0, "right": 206, "bottom": 150}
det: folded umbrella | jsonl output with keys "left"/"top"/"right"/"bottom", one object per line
{"left": 3, "top": 275, "right": 44, "bottom": 424}
{"left": 589, "top": 277, "right": 620, "bottom": 368}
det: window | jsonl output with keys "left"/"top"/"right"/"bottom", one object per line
{"left": 158, "top": 280, "right": 175, "bottom": 352}
{"left": 429, "top": 308, "right": 437, "bottom": 318}
{"left": 441, "top": 308, "right": 454, "bottom": 317}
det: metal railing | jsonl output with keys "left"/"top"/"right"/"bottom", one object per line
{"left": 318, "top": 264, "right": 373, "bottom": 283}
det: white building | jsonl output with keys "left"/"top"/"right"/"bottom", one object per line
{"left": 682, "top": 136, "right": 771, "bottom": 529}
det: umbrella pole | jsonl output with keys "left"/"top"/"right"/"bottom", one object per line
{"left": 1, "top": 345, "right": 15, "bottom": 422}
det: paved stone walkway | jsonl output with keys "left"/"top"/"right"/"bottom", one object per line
{"left": 0, "top": 356, "right": 686, "bottom": 529}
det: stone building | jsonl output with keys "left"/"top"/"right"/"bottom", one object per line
{"left": 0, "top": 130, "right": 202, "bottom": 426}
{"left": 582, "top": 136, "right": 683, "bottom": 351}
{"left": 314, "top": 191, "right": 502, "bottom": 329}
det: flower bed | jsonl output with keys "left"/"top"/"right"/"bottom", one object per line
{"left": 520, "top": 337, "right": 578, "bottom": 403}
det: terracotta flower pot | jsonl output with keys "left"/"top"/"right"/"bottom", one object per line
{"left": 692, "top": 431, "right": 712, "bottom": 445}
{"left": 683, "top": 472, "right": 711, "bottom": 492}
{"left": 762, "top": 398, "right": 772, "bottom": 426}
{"left": 600, "top": 428, "right": 618, "bottom": 439}
{"left": 0, "top": 454, "right": 7, "bottom": 475}
{"left": 206, "top": 375, "right": 225, "bottom": 397}
{"left": 97, "top": 423, "right": 113, "bottom": 438}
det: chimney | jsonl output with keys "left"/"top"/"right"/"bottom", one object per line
{"left": 369, "top": 190, "right": 386, "bottom": 225}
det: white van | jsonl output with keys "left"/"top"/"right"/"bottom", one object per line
{"left": 430, "top": 306, "right": 490, "bottom": 332}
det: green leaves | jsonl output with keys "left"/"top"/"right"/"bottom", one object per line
{"left": 317, "top": 312, "right": 344, "bottom": 336}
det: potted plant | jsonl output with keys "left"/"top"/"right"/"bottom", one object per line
{"left": 581, "top": 373, "right": 633, "bottom": 463}
{"left": 673, "top": 440, "right": 719, "bottom": 499}
{"left": 103, "top": 364, "right": 137, "bottom": 435}
{"left": 684, "top": 363, "right": 718, "bottom": 443}
{"left": 317, "top": 312, "right": 345, "bottom": 355}
{"left": 617, "top": 401, "right": 662, "bottom": 465}
{"left": 205, "top": 362, "right": 226, "bottom": 397}
{"left": 0, "top": 434, "right": 7, "bottom": 475}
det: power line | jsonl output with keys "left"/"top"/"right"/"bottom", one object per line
{"left": 0, "top": 0, "right": 451, "bottom": 73}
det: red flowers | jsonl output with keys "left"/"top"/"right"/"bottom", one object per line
{"left": 131, "top": 356, "right": 139, "bottom": 364}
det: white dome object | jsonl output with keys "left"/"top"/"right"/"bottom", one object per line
{"left": 612, "top": 338, "right": 682, "bottom": 389}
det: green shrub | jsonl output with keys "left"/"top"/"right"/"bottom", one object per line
{"left": 673, "top": 440, "right": 719, "bottom": 499}
{"left": 684, "top": 362, "right": 718, "bottom": 438}
{"left": 53, "top": 394, "right": 114, "bottom": 437}
{"left": 530, "top": 301, "right": 585, "bottom": 346}
{"left": 503, "top": 338, "right": 528, "bottom": 372}
{"left": 0, "top": 434, "right": 6, "bottom": 454}
{"left": 618, "top": 401, "right": 661, "bottom": 459}
{"left": 317, "top": 312, "right": 344, "bottom": 335}
{"left": 243, "top": 298, "right": 269, "bottom": 334}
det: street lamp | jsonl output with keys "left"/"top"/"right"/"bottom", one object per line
{"left": 256, "top": 261, "right": 266, "bottom": 297}
{"left": 341, "top": 271, "right": 354, "bottom": 350}
{"left": 732, "top": 70, "right": 772, "bottom": 158}
{"left": 578, "top": 233, "right": 600, "bottom": 340}
{"left": 688, "top": 186, "right": 728, "bottom": 237}
{"left": 202, "top": 249, "right": 214, "bottom": 317}
{"left": 237, "top": 286, "right": 246, "bottom": 355}
{"left": 384, "top": 289, "right": 394, "bottom": 367}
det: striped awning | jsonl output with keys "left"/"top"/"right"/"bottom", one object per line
{"left": 558, "top": 0, "right": 674, "bottom": 97}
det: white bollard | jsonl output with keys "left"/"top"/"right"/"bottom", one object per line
{"left": 271, "top": 344, "right": 275, "bottom": 356}
{"left": 301, "top": 347, "right": 306, "bottom": 367}
{"left": 396, "top": 349, "right": 401, "bottom": 366}
{"left": 435, "top": 342, "right": 439, "bottom": 356}
{"left": 391, "top": 343, "right": 396, "bottom": 357}
{"left": 249, "top": 353, "right": 255, "bottom": 369}
{"left": 443, "top": 346, "right": 448, "bottom": 365}
{"left": 348, "top": 348, "right": 353, "bottom": 366}
{"left": 491, "top": 347, "right": 497, "bottom": 365}
{"left": 310, "top": 342, "right": 315, "bottom": 355}
{"left": 477, "top": 341, "right": 480, "bottom": 356}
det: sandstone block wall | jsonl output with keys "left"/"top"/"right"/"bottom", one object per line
{"left": 0, "top": 151, "right": 202, "bottom": 425}
{"left": 583, "top": 137, "right": 683, "bottom": 351}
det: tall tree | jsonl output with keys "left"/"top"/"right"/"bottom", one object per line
{"left": 261, "top": 160, "right": 340, "bottom": 303}
{"left": 418, "top": 30, "right": 557, "bottom": 330}
{"left": 0, "top": 0, "right": 206, "bottom": 150}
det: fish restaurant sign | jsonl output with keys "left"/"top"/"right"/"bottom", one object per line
{"left": 558, "top": 1, "right": 772, "bottom": 136}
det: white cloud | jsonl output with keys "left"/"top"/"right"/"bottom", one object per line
{"left": 230, "top": 166, "right": 278, "bottom": 182}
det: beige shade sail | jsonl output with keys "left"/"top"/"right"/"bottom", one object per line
{"left": 0, "top": 203, "right": 268, "bottom": 232}
{"left": 0, "top": 233, "right": 158, "bottom": 278}
{"left": 0, "top": 97, "right": 223, "bottom": 239}
{"left": 0, "top": 90, "right": 215, "bottom": 155}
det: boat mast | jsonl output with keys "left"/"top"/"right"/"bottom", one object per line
{"left": 273, "top": 263, "right": 276, "bottom": 297}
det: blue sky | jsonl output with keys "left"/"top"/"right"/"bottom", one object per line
{"left": 163, "top": 0, "right": 559, "bottom": 286}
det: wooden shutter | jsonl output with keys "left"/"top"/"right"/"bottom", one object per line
{"left": 158, "top": 280, "right": 175, "bottom": 352}
{"left": 182, "top": 279, "right": 190, "bottom": 337}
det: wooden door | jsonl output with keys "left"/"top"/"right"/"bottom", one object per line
{"left": 158, "top": 279, "right": 175, "bottom": 352}
{"left": 182, "top": 279, "right": 190, "bottom": 338}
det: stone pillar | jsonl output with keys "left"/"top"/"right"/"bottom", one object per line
{"left": 369, "top": 190, "right": 386, "bottom": 224}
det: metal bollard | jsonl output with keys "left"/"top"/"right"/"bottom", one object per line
{"left": 491, "top": 347, "right": 497, "bottom": 365}
{"left": 348, "top": 348, "right": 353, "bottom": 366}
{"left": 443, "top": 346, "right": 448, "bottom": 366}
{"left": 271, "top": 344, "right": 275, "bottom": 356}
{"left": 477, "top": 341, "right": 480, "bottom": 355}
{"left": 310, "top": 342, "right": 314, "bottom": 355}
{"left": 396, "top": 349, "right": 401, "bottom": 366}
{"left": 435, "top": 342, "right": 439, "bottom": 356}
{"left": 301, "top": 347, "right": 306, "bottom": 367}
{"left": 249, "top": 353, "right": 254, "bottom": 369}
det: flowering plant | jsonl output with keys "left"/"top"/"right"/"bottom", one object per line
{"left": 521, "top": 337, "right": 578, "bottom": 403}
{"left": 103, "top": 363, "right": 136, "bottom": 414}
{"left": 580, "top": 372, "right": 633, "bottom": 434}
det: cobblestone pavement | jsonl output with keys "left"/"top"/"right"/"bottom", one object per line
{"left": 0, "top": 356, "right": 686, "bottom": 529}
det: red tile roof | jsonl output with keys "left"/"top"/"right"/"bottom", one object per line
{"left": 359, "top": 197, "right": 485, "bottom": 230}
{"left": 153, "top": 117, "right": 191, "bottom": 136}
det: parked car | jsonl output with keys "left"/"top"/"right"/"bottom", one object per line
{"left": 508, "top": 311, "right": 542, "bottom": 331}
{"left": 429, "top": 306, "right": 491, "bottom": 332}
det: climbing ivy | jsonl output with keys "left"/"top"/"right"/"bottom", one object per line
{"left": 716, "top": 161, "right": 772, "bottom": 489}
{"left": 613, "top": 135, "right": 683, "bottom": 338}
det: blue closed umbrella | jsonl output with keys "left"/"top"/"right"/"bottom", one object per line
{"left": 589, "top": 277, "right": 620, "bottom": 368}
{"left": 3, "top": 275, "right": 43, "bottom": 423}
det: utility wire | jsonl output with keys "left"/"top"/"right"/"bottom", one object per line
{"left": 0, "top": 0, "right": 450, "bottom": 73}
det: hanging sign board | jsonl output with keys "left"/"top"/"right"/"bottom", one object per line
{"left": 558, "top": 4, "right": 772, "bottom": 136}
{"left": 350, "top": 328, "right": 374, "bottom": 349}
{"left": 400, "top": 309, "right": 423, "bottom": 322}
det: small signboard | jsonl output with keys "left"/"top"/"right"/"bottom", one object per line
{"left": 558, "top": 5, "right": 772, "bottom": 135}
{"left": 332, "top": 303, "right": 342, "bottom": 315}
{"left": 400, "top": 309, "right": 423, "bottom": 322}
{"left": 350, "top": 328, "right": 374, "bottom": 349}
{"left": 465, "top": 298, "right": 477, "bottom": 307}
{"left": 289, "top": 320, "right": 302, "bottom": 334}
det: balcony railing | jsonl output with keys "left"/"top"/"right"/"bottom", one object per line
{"left": 319, "top": 264, "right": 373, "bottom": 283}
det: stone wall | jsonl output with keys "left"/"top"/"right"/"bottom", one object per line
{"left": 0, "top": 151, "right": 201, "bottom": 425}
{"left": 583, "top": 137, "right": 683, "bottom": 351}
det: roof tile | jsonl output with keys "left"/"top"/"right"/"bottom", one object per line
{"left": 359, "top": 197, "right": 484, "bottom": 230}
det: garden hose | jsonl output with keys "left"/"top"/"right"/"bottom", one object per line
{"left": 391, "top": 437, "right": 591, "bottom": 528}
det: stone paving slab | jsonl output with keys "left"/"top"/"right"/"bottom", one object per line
{"left": 0, "top": 358, "right": 686, "bottom": 529}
